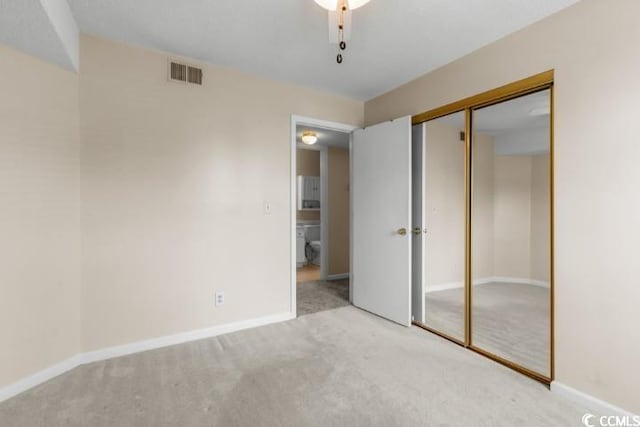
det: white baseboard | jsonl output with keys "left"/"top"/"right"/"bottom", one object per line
{"left": 425, "top": 281, "right": 464, "bottom": 293}
{"left": 551, "top": 381, "right": 637, "bottom": 418}
{"left": 81, "top": 311, "right": 294, "bottom": 364}
{"left": 0, "top": 311, "right": 294, "bottom": 403}
{"left": 327, "top": 273, "right": 349, "bottom": 281}
{"left": 0, "top": 354, "right": 83, "bottom": 403}
{"left": 425, "top": 276, "right": 549, "bottom": 293}
{"left": 492, "top": 276, "right": 550, "bottom": 288}
{"left": 424, "top": 278, "right": 491, "bottom": 293}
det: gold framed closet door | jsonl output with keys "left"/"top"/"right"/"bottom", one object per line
{"left": 414, "top": 110, "right": 467, "bottom": 345}
{"left": 469, "top": 87, "right": 553, "bottom": 382}
{"left": 412, "top": 71, "right": 554, "bottom": 384}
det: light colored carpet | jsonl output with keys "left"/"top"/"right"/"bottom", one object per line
{"left": 296, "top": 280, "right": 349, "bottom": 316}
{"left": 424, "top": 282, "right": 550, "bottom": 376}
{"left": 424, "top": 286, "right": 465, "bottom": 340}
{"left": 0, "top": 306, "right": 587, "bottom": 427}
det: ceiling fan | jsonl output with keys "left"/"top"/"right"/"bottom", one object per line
{"left": 313, "top": 0, "right": 372, "bottom": 64}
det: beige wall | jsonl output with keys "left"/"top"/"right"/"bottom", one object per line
{"left": 531, "top": 154, "right": 550, "bottom": 282}
{"left": 80, "top": 35, "right": 363, "bottom": 352}
{"left": 365, "top": 0, "right": 640, "bottom": 413}
{"left": 471, "top": 133, "right": 495, "bottom": 281}
{"left": 327, "top": 147, "right": 349, "bottom": 275}
{"left": 491, "top": 153, "right": 550, "bottom": 281}
{"left": 424, "top": 119, "right": 465, "bottom": 287}
{"left": 0, "top": 45, "right": 81, "bottom": 388}
{"left": 493, "top": 155, "right": 533, "bottom": 279}
{"left": 296, "top": 148, "right": 321, "bottom": 221}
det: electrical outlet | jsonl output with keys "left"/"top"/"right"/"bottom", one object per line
{"left": 215, "top": 291, "right": 225, "bottom": 307}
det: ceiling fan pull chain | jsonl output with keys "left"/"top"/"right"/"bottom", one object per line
{"left": 336, "top": 25, "right": 344, "bottom": 63}
{"left": 340, "top": 3, "right": 347, "bottom": 51}
{"left": 336, "top": 3, "right": 347, "bottom": 63}
{"left": 315, "top": 0, "right": 371, "bottom": 64}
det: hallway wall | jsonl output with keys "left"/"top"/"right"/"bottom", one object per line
{"left": 327, "top": 147, "right": 350, "bottom": 275}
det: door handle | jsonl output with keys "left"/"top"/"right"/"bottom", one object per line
{"left": 397, "top": 228, "right": 407, "bottom": 236}
{"left": 412, "top": 227, "right": 421, "bottom": 235}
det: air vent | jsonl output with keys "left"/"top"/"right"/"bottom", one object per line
{"left": 187, "top": 66, "right": 203, "bottom": 85}
{"left": 168, "top": 60, "right": 203, "bottom": 86}
{"left": 170, "top": 61, "right": 187, "bottom": 82}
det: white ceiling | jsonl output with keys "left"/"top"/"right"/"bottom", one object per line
{"left": 0, "top": 0, "right": 78, "bottom": 70}
{"left": 66, "top": 0, "right": 580, "bottom": 100}
{"left": 296, "top": 125, "right": 350, "bottom": 149}
{"left": 476, "top": 90, "right": 550, "bottom": 155}
{"left": 474, "top": 89, "right": 550, "bottom": 135}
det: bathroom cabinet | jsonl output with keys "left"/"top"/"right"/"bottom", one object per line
{"left": 297, "top": 176, "right": 320, "bottom": 210}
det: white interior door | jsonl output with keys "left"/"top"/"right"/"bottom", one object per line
{"left": 351, "top": 116, "right": 412, "bottom": 326}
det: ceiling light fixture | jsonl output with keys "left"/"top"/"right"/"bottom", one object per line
{"left": 313, "top": 0, "right": 372, "bottom": 64}
{"left": 301, "top": 131, "right": 318, "bottom": 145}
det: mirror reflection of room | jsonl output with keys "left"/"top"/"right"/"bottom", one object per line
{"left": 471, "top": 89, "right": 551, "bottom": 377}
{"left": 422, "top": 111, "right": 466, "bottom": 342}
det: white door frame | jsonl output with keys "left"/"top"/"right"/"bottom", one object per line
{"left": 290, "top": 115, "right": 358, "bottom": 317}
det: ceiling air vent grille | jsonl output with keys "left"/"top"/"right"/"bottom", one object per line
{"left": 188, "top": 66, "right": 203, "bottom": 85}
{"left": 170, "top": 61, "right": 187, "bottom": 82}
{"left": 168, "top": 60, "right": 203, "bottom": 86}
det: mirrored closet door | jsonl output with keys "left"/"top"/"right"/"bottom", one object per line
{"left": 414, "top": 110, "right": 467, "bottom": 344}
{"left": 470, "top": 88, "right": 552, "bottom": 380}
{"left": 411, "top": 71, "right": 554, "bottom": 383}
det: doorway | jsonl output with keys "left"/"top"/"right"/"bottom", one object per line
{"left": 291, "top": 115, "right": 414, "bottom": 327}
{"left": 290, "top": 116, "right": 356, "bottom": 317}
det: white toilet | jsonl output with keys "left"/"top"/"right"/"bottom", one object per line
{"left": 308, "top": 240, "right": 321, "bottom": 266}
{"left": 303, "top": 224, "right": 321, "bottom": 266}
